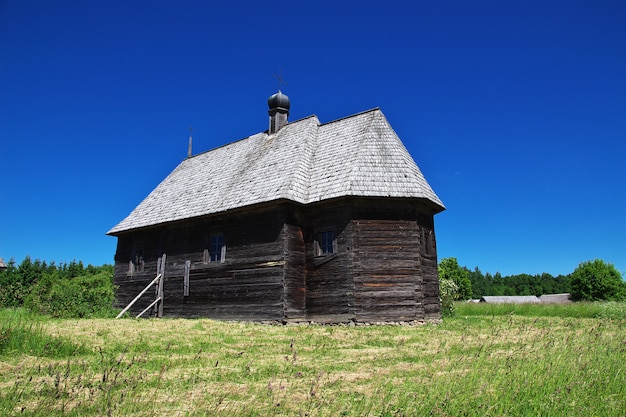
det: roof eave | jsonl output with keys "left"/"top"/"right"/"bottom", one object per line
{"left": 107, "top": 195, "right": 445, "bottom": 236}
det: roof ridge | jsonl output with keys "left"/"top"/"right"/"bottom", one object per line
{"left": 284, "top": 114, "right": 318, "bottom": 126}
{"left": 345, "top": 110, "right": 380, "bottom": 193}
{"left": 279, "top": 116, "right": 319, "bottom": 202}
{"left": 319, "top": 107, "right": 380, "bottom": 127}
{"left": 187, "top": 116, "right": 320, "bottom": 160}
{"left": 186, "top": 131, "right": 267, "bottom": 160}
{"left": 300, "top": 120, "right": 320, "bottom": 202}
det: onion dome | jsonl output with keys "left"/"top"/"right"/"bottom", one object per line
{"left": 268, "top": 90, "right": 290, "bottom": 112}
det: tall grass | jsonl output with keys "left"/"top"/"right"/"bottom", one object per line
{"left": 1, "top": 305, "right": 624, "bottom": 416}
{"left": 454, "top": 300, "right": 626, "bottom": 319}
{"left": 0, "top": 309, "right": 86, "bottom": 357}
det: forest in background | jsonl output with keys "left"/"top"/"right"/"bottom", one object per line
{"left": 438, "top": 257, "right": 625, "bottom": 317}
{"left": 0, "top": 257, "right": 116, "bottom": 318}
{"left": 1, "top": 256, "right": 624, "bottom": 319}
{"left": 466, "top": 266, "right": 572, "bottom": 298}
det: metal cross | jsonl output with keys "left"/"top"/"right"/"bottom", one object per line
{"left": 273, "top": 69, "right": 287, "bottom": 90}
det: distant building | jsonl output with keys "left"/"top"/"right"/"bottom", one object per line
{"left": 479, "top": 294, "right": 572, "bottom": 304}
{"left": 480, "top": 295, "right": 541, "bottom": 304}
{"left": 0, "top": 258, "right": 7, "bottom": 271}
{"left": 538, "top": 293, "right": 571, "bottom": 304}
{"left": 108, "top": 92, "right": 445, "bottom": 323}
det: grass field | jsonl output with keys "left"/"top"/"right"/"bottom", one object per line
{"left": 1, "top": 303, "right": 625, "bottom": 416}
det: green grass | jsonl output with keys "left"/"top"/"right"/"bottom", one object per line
{"left": 0, "top": 309, "right": 87, "bottom": 358}
{"left": 0, "top": 304, "right": 624, "bottom": 416}
{"left": 455, "top": 300, "right": 626, "bottom": 319}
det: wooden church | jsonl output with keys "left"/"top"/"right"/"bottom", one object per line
{"left": 107, "top": 92, "right": 446, "bottom": 323}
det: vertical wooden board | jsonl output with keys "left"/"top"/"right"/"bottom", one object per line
{"left": 183, "top": 260, "right": 190, "bottom": 297}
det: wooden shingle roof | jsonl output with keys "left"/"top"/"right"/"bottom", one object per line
{"left": 108, "top": 108, "right": 444, "bottom": 235}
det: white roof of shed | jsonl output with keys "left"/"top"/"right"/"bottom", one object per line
{"left": 480, "top": 296, "right": 541, "bottom": 304}
{"left": 108, "top": 108, "right": 444, "bottom": 235}
{"left": 538, "top": 293, "right": 571, "bottom": 304}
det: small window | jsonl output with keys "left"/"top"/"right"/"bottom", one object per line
{"left": 129, "top": 248, "right": 144, "bottom": 273}
{"left": 315, "top": 230, "right": 336, "bottom": 256}
{"left": 209, "top": 234, "right": 225, "bottom": 263}
{"left": 423, "top": 228, "right": 435, "bottom": 257}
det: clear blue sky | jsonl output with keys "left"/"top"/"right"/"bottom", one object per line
{"left": 1, "top": 0, "right": 625, "bottom": 277}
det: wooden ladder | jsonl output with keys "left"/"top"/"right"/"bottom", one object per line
{"left": 116, "top": 254, "right": 166, "bottom": 319}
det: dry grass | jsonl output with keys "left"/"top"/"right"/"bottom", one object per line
{"left": 1, "top": 309, "right": 625, "bottom": 416}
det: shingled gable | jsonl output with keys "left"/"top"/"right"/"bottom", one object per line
{"left": 109, "top": 93, "right": 445, "bottom": 323}
{"left": 107, "top": 108, "right": 444, "bottom": 235}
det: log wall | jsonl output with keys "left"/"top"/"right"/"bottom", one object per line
{"left": 302, "top": 203, "right": 354, "bottom": 323}
{"left": 112, "top": 198, "right": 441, "bottom": 322}
{"left": 352, "top": 219, "right": 420, "bottom": 322}
{"left": 113, "top": 207, "right": 287, "bottom": 320}
{"left": 418, "top": 213, "right": 442, "bottom": 320}
{"left": 283, "top": 222, "right": 306, "bottom": 321}
{"left": 350, "top": 200, "right": 441, "bottom": 322}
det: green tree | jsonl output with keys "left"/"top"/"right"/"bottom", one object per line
{"left": 0, "top": 258, "right": 20, "bottom": 307}
{"left": 570, "top": 259, "right": 626, "bottom": 302}
{"left": 468, "top": 267, "right": 489, "bottom": 298}
{"left": 1, "top": 256, "right": 116, "bottom": 316}
{"left": 553, "top": 274, "right": 572, "bottom": 294}
{"left": 0, "top": 257, "right": 43, "bottom": 307}
{"left": 438, "top": 257, "right": 472, "bottom": 300}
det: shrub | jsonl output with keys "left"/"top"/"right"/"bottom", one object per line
{"left": 570, "top": 259, "right": 626, "bottom": 302}
{"left": 439, "top": 278, "right": 459, "bottom": 316}
{"left": 438, "top": 257, "right": 472, "bottom": 300}
{"left": 0, "top": 258, "right": 32, "bottom": 307}
{"left": 26, "top": 272, "right": 117, "bottom": 318}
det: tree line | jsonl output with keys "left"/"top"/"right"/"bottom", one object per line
{"left": 0, "top": 257, "right": 116, "bottom": 318}
{"left": 468, "top": 268, "right": 572, "bottom": 298}
{"left": 439, "top": 257, "right": 626, "bottom": 304}
{"left": 1, "top": 255, "right": 624, "bottom": 320}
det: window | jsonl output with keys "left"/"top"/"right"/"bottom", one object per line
{"left": 423, "top": 228, "right": 435, "bottom": 257}
{"left": 129, "top": 248, "right": 144, "bottom": 273}
{"left": 315, "top": 230, "right": 336, "bottom": 256}
{"left": 209, "top": 234, "right": 225, "bottom": 263}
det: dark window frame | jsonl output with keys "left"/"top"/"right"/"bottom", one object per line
{"left": 315, "top": 230, "right": 337, "bottom": 257}
{"left": 208, "top": 233, "right": 226, "bottom": 263}
{"left": 129, "top": 246, "right": 145, "bottom": 274}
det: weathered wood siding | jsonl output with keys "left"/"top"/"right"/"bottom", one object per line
{"left": 302, "top": 203, "right": 354, "bottom": 323}
{"left": 350, "top": 199, "right": 441, "bottom": 322}
{"left": 113, "top": 207, "right": 287, "bottom": 320}
{"left": 283, "top": 222, "right": 306, "bottom": 321}
{"left": 418, "top": 213, "right": 441, "bottom": 320}
{"left": 352, "top": 219, "right": 420, "bottom": 322}
{"left": 112, "top": 198, "right": 441, "bottom": 322}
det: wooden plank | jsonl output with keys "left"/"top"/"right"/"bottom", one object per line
{"left": 137, "top": 297, "right": 161, "bottom": 318}
{"left": 184, "top": 260, "right": 190, "bottom": 297}
{"left": 115, "top": 273, "right": 161, "bottom": 319}
{"left": 158, "top": 254, "right": 166, "bottom": 318}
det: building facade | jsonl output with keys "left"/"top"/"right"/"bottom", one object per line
{"left": 108, "top": 92, "right": 445, "bottom": 322}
